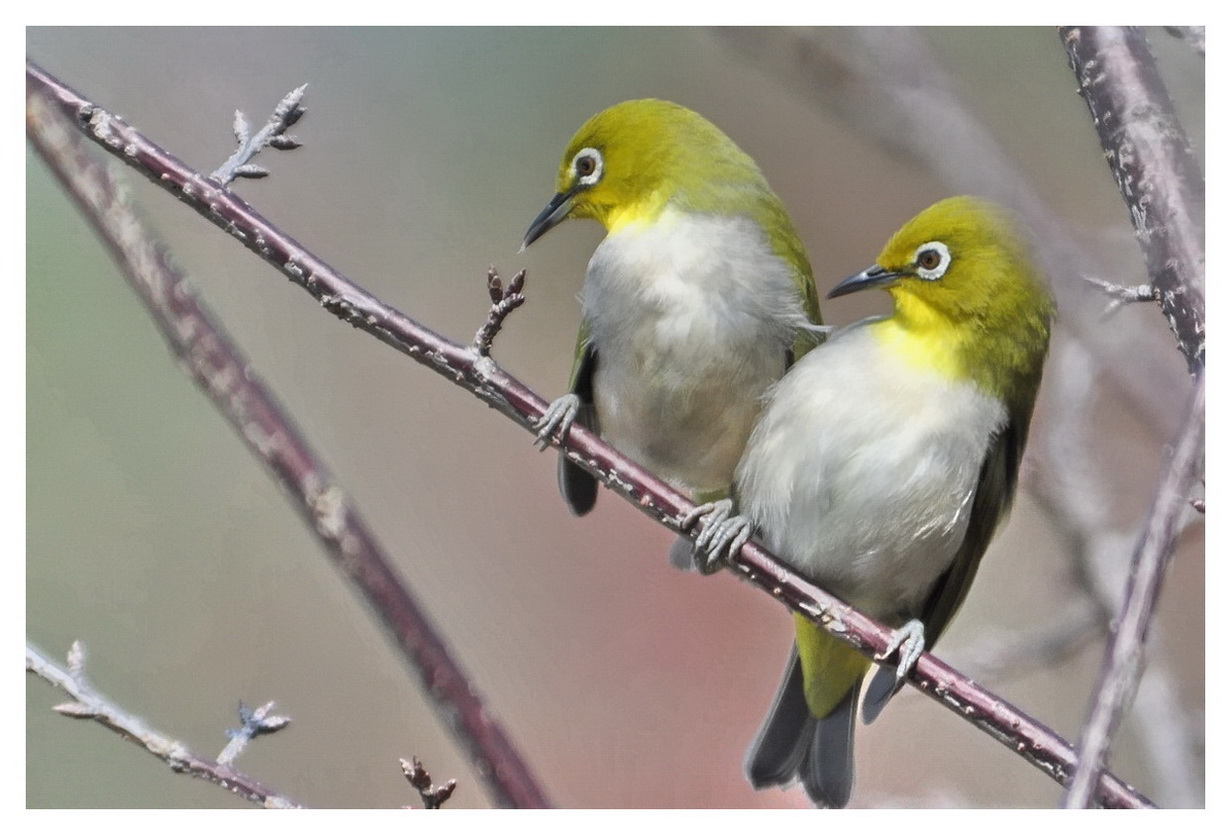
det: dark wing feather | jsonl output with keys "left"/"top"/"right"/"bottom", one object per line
{"left": 558, "top": 328, "right": 599, "bottom": 516}
{"left": 863, "top": 414, "right": 1026, "bottom": 723}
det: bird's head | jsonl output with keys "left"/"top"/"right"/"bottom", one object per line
{"left": 522, "top": 99, "right": 773, "bottom": 249}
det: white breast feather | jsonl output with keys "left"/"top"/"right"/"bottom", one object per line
{"left": 735, "top": 324, "right": 1007, "bottom": 620}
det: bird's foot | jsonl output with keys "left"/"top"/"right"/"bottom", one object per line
{"left": 876, "top": 618, "right": 926, "bottom": 680}
{"left": 532, "top": 394, "right": 580, "bottom": 450}
{"left": 676, "top": 499, "right": 752, "bottom": 574}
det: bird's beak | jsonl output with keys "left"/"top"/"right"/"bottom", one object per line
{"left": 826, "top": 265, "right": 909, "bottom": 299}
{"left": 521, "top": 186, "right": 579, "bottom": 252}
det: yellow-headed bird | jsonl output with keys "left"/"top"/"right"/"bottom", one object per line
{"left": 523, "top": 100, "right": 823, "bottom": 529}
{"left": 692, "top": 196, "right": 1053, "bottom": 806}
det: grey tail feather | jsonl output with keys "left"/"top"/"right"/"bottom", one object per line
{"left": 746, "top": 649, "right": 813, "bottom": 788}
{"left": 861, "top": 664, "right": 905, "bottom": 724}
{"left": 745, "top": 648, "right": 860, "bottom": 808}
{"left": 558, "top": 455, "right": 597, "bottom": 516}
{"left": 798, "top": 684, "right": 858, "bottom": 808}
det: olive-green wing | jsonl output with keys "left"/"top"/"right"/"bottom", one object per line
{"left": 558, "top": 323, "right": 599, "bottom": 516}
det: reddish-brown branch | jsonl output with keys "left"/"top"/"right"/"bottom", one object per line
{"left": 25, "top": 60, "right": 1154, "bottom": 809}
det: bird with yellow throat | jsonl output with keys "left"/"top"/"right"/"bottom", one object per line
{"left": 522, "top": 99, "right": 823, "bottom": 533}
{"left": 689, "top": 196, "right": 1054, "bottom": 806}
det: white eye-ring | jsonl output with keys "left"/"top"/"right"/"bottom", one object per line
{"left": 571, "top": 147, "right": 604, "bottom": 187}
{"left": 913, "top": 241, "right": 951, "bottom": 281}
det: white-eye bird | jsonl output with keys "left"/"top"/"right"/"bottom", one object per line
{"left": 690, "top": 196, "right": 1053, "bottom": 807}
{"left": 522, "top": 99, "right": 823, "bottom": 530}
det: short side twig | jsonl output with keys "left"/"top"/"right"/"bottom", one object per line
{"left": 473, "top": 267, "right": 526, "bottom": 357}
{"left": 401, "top": 757, "right": 457, "bottom": 809}
{"left": 27, "top": 641, "right": 299, "bottom": 809}
{"left": 211, "top": 85, "right": 306, "bottom": 186}
{"left": 1064, "top": 373, "right": 1204, "bottom": 807}
{"left": 26, "top": 77, "right": 550, "bottom": 810}
{"left": 219, "top": 702, "right": 292, "bottom": 766}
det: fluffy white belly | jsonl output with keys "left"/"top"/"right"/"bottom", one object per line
{"left": 583, "top": 210, "right": 813, "bottom": 493}
{"left": 735, "top": 324, "right": 1006, "bottom": 621}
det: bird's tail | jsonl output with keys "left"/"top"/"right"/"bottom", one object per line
{"left": 745, "top": 620, "right": 868, "bottom": 807}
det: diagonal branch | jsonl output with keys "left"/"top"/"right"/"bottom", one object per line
{"left": 1064, "top": 373, "right": 1204, "bottom": 808}
{"left": 26, "top": 81, "right": 550, "bottom": 810}
{"left": 27, "top": 641, "right": 300, "bottom": 809}
{"left": 25, "top": 59, "right": 1153, "bottom": 809}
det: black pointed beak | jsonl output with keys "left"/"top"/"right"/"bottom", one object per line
{"left": 521, "top": 186, "right": 579, "bottom": 252}
{"left": 826, "top": 265, "right": 909, "bottom": 299}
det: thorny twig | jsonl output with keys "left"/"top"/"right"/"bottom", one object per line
{"left": 26, "top": 641, "right": 299, "bottom": 808}
{"left": 26, "top": 60, "right": 1154, "bottom": 809}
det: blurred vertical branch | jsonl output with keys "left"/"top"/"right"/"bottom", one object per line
{"left": 1058, "top": 25, "right": 1205, "bottom": 808}
{"left": 26, "top": 79, "right": 552, "bottom": 811}
{"left": 714, "top": 26, "right": 1204, "bottom": 807}
{"left": 1063, "top": 375, "right": 1204, "bottom": 808}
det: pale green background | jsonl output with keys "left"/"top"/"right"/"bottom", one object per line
{"left": 27, "top": 27, "right": 1204, "bottom": 808}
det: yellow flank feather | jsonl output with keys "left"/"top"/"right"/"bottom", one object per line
{"left": 793, "top": 613, "right": 871, "bottom": 718}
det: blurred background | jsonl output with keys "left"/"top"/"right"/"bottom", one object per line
{"left": 26, "top": 27, "right": 1204, "bottom": 808}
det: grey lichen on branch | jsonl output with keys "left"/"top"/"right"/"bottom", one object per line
{"left": 26, "top": 641, "right": 300, "bottom": 808}
{"left": 210, "top": 84, "right": 307, "bottom": 187}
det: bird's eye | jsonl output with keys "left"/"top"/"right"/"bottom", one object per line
{"left": 571, "top": 147, "right": 604, "bottom": 186}
{"left": 913, "top": 241, "right": 951, "bottom": 281}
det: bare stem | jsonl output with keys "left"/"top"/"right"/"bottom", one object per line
{"left": 1064, "top": 374, "right": 1204, "bottom": 807}
{"left": 27, "top": 641, "right": 299, "bottom": 809}
{"left": 26, "top": 75, "right": 550, "bottom": 810}
{"left": 26, "top": 59, "right": 1153, "bottom": 809}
